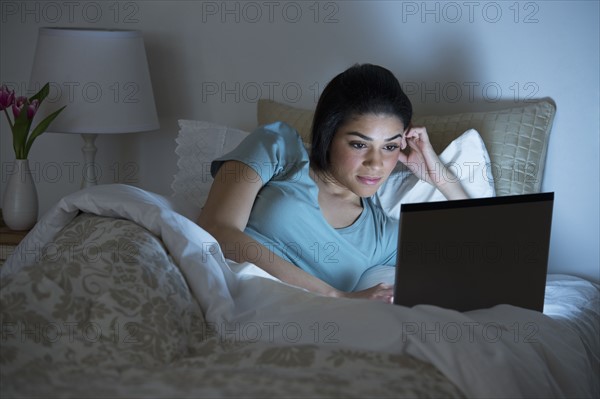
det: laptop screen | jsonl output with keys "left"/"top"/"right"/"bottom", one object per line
{"left": 393, "top": 193, "right": 554, "bottom": 311}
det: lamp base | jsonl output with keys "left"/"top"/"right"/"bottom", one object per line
{"left": 81, "top": 133, "right": 99, "bottom": 188}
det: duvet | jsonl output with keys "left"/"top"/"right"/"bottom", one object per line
{"left": 1, "top": 184, "right": 598, "bottom": 398}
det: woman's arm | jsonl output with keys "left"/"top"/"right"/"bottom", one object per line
{"left": 398, "top": 126, "right": 469, "bottom": 200}
{"left": 198, "top": 160, "right": 393, "bottom": 302}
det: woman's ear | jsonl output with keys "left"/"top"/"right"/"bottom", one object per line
{"left": 400, "top": 126, "right": 410, "bottom": 150}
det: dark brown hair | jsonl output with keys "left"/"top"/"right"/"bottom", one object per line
{"left": 310, "top": 64, "right": 412, "bottom": 171}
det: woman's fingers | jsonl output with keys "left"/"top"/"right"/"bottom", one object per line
{"left": 364, "top": 283, "right": 394, "bottom": 302}
{"left": 342, "top": 283, "right": 394, "bottom": 303}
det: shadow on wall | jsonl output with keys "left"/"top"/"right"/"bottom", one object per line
{"left": 355, "top": 3, "right": 537, "bottom": 116}
{"left": 144, "top": 32, "right": 199, "bottom": 123}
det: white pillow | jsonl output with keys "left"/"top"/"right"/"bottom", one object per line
{"left": 375, "top": 129, "right": 495, "bottom": 220}
{"left": 172, "top": 120, "right": 249, "bottom": 207}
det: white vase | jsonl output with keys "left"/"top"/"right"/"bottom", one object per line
{"left": 2, "top": 159, "right": 38, "bottom": 231}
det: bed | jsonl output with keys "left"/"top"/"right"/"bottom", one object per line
{"left": 1, "top": 99, "right": 598, "bottom": 398}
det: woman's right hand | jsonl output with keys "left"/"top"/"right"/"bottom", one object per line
{"left": 337, "top": 283, "right": 394, "bottom": 304}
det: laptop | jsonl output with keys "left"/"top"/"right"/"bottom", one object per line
{"left": 393, "top": 192, "right": 554, "bottom": 312}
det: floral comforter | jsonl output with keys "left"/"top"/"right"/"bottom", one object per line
{"left": 1, "top": 213, "right": 462, "bottom": 398}
{"left": 1, "top": 184, "right": 597, "bottom": 398}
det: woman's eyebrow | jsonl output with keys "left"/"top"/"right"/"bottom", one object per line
{"left": 346, "top": 132, "right": 403, "bottom": 142}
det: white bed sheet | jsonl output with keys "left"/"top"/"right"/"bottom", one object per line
{"left": 3, "top": 184, "right": 598, "bottom": 399}
{"left": 544, "top": 274, "right": 600, "bottom": 379}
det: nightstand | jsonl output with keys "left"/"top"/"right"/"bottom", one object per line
{"left": 0, "top": 211, "right": 31, "bottom": 266}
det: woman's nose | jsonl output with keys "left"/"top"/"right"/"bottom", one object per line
{"left": 364, "top": 150, "right": 383, "bottom": 168}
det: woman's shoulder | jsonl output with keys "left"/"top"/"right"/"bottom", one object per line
{"left": 251, "top": 121, "right": 310, "bottom": 161}
{"left": 258, "top": 121, "right": 306, "bottom": 145}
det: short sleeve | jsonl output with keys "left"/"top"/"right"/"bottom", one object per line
{"left": 211, "top": 122, "right": 307, "bottom": 186}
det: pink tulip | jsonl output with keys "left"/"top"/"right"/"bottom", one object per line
{"left": 12, "top": 96, "right": 27, "bottom": 119}
{"left": 11, "top": 96, "right": 38, "bottom": 120}
{"left": 28, "top": 99, "right": 40, "bottom": 119}
{"left": 3, "top": 81, "right": 64, "bottom": 159}
{"left": 0, "top": 85, "right": 15, "bottom": 111}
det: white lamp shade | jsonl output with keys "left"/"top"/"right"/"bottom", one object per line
{"left": 29, "top": 28, "right": 159, "bottom": 134}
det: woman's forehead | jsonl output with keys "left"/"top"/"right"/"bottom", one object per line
{"left": 337, "top": 113, "right": 405, "bottom": 138}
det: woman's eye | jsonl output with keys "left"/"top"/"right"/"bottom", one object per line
{"left": 350, "top": 142, "right": 367, "bottom": 149}
{"left": 384, "top": 144, "right": 400, "bottom": 151}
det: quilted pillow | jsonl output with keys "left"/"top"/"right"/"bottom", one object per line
{"left": 257, "top": 99, "right": 556, "bottom": 196}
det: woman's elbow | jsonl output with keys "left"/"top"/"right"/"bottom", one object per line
{"left": 197, "top": 214, "right": 221, "bottom": 237}
{"left": 197, "top": 217, "right": 240, "bottom": 247}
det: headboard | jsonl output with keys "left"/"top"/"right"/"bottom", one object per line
{"left": 257, "top": 99, "right": 556, "bottom": 196}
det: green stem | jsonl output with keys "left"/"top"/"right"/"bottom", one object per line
{"left": 3, "top": 108, "right": 14, "bottom": 129}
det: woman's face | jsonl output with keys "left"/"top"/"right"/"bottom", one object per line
{"left": 327, "top": 113, "right": 406, "bottom": 198}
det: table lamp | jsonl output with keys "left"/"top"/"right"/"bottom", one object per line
{"left": 29, "top": 27, "right": 159, "bottom": 187}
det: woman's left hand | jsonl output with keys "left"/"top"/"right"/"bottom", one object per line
{"left": 397, "top": 126, "right": 441, "bottom": 187}
{"left": 397, "top": 126, "right": 469, "bottom": 200}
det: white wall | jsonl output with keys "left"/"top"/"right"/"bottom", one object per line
{"left": 1, "top": 1, "right": 598, "bottom": 282}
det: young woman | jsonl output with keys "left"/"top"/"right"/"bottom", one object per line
{"left": 198, "top": 64, "right": 467, "bottom": 303}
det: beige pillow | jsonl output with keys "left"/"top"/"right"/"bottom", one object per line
{"left": 257, "top": 99, "right": 556, "bottom": 196}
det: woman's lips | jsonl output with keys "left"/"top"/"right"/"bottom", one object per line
{"left": 357, "top": 176, "right": 382, "bottom": 185}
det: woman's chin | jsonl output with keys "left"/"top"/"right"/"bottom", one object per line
{"left": 355, "top": 186, "right": 380, "bottom": 198}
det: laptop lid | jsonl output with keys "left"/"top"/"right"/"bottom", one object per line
{"left": 393, "top": 192, "right": 554, "bottom": 312}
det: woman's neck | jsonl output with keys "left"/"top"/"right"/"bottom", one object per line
{"left": 310, "top": 167, "right": 360, "bottom": 205}
{"left": 310, "top": 167, "right": 363, "bottom": 228}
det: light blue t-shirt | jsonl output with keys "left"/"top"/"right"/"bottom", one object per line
{"left": 211, "top": 122, "right": 398, "bottom": 291}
